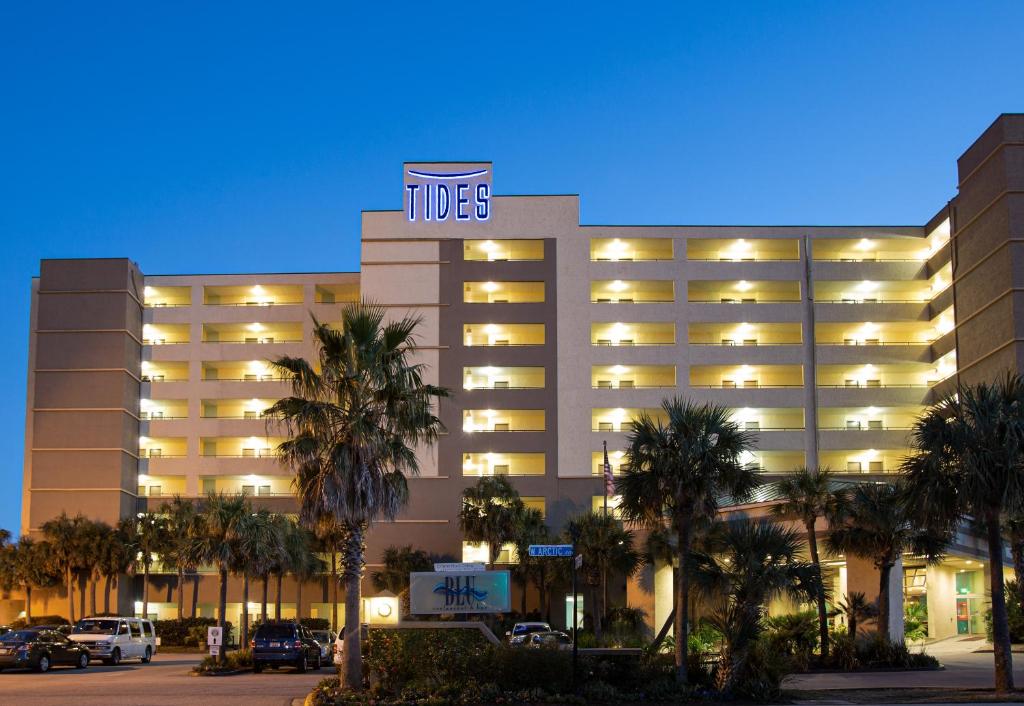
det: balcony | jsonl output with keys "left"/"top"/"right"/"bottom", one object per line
{"left": 200, "top": 398, "right": 276, "bottom": 419}
{"left": 591, "top": 365, "right": 675, "bottom": 389}
{"left": 463, "top": 281, "right": 545, "bottom": 304}
{"left": 314, "top": 283, "right": 359, "bottom": 304}
{"left": 200, "top": 436, "right": 283, "bottom": 458}
{"left": 463, "top": 366, "right": 545, "bottom": 390}
{"left": 202, "top": 360, "right": 285, "bottom": 382}
{"left": 464, "top": 239, "right": 544, "bottom": 262}
{"left": 463, "top": 323, "right": 545, "bottom": 347}
{"left": 136, "top": 474, "right": 188, "bottom": 498}
{"left": 591, "top": 407, "right": 666, "bottom": 433}
{"left": 141, "top": 361, "right": 188, "bottom": 383}
{"left": 688, "top": 322, "right": 802, "bottom": 346}
{"left": 204, "top": 284, "right": 304, "bottom": 307}
{"left": 144, "top": 286, "right": 191, "bottom": 308}
{"left": 142, "top": 323, "right": 189, "bottom": 346}
{"left": 591, "top": 279, "right": 674, "bottom": 304}
{"left": 590, "top": 238, "right": 673, "bottom": 262}
{"left": 743, "top": 450, "right": 806, "bottom": 475}
{"left": 817, "top": 405, "right": 924, "bottom": 432}
{"left": 202, "top": 322, "right": 303, "bottom": 344}
{"left": 689, "top": 364, "right": 803, "bottom": 389}
{"left": 688, "top": 280, "right": 801, "bottom": 304}
{"left": 462, "top": 409, "right": 546, "bottom": 433}
{"left": 591, "top": 322, "right": 675, "bottom": 346}
{"left": 811, "top": 237, "right": 930, "bottom": 263}
{"left": 462, "top": 452, "right": 545, "bottom": 477}
{"left": 820, "top": 450, "right": 908, "bottom": 476}
{"left": 813, "top": 280, "right": 931, "bottom": 304}
{"left": 686, "top": 238, "right": 799, "bottom": 262}
{"left": 816, "top": 363, "right": 939, "bottom": 390}
{"left": 139, "top": 399, "right": 188, "bottom": 420}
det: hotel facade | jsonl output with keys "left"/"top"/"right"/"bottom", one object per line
{"left": 12, "top": 114, "right": 1024, "bottom": 640}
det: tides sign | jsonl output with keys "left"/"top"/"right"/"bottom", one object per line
{"left": 409, "top": 570, "right": 510, "bottom": 614}
{"left": 404, "top": 162, "right": 492, "bottom": 223}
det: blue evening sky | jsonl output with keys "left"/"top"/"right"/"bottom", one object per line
{"left": 1, "top": 2, "right": 1022, "bottom": 532}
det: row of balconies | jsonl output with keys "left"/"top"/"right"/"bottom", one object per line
{"left": 144, "top": 283, "right": 358, "bottom": 308}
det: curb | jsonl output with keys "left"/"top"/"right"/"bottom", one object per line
{"left": 190, "top": 668, "right": 252, "bottom": 677}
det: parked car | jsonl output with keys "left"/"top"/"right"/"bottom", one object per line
{"left": 0, "top": 626, "right": 10, "bottom": 636}
{"left": 309, "top": 629, "right": 336, "bottom": 663}
{"left": 332, "top": 633, "right": 344, "bottom": 665}
{"left": 251, "top": 621, "right": 323, "bottom": 673}
{"left": 31, "top": 624, "right": 72, "bottom": 636}
{"left": 506, "top": 621, "right": 551, "bottom": 646}
{"left": 68, "top": 617, "right": 157, "bottom": 665}
{"left": 0, "top": 629, "right": 91, "bottom": 672}
{"left": 526, "top": 631, "right": 573, "bottom": 650}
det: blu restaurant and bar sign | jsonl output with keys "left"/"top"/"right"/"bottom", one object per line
{"left": 409, "top": 570, "right": 510, "bottom": 614}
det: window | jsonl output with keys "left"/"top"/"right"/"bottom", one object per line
{"left": 619, "top": 380, "right": 635, "bottom": 389}
{"left": 847, "top": 461, "right": 862, "bottom": 472}
{"left": 844, "top": 379, "right": 858, "bottom": 388}
{"left": 494, "top": 380, "right": 509, "bottom": 389}
{"left": 244, "top": 373, "right": 257, "bottom": 381}
{"left": 148, "top": 448, "right": 162, "bottom": 458}
{"left": 493, "top": 464, "right": 510, "bottom": 475}
{"left": 742, "top": 380, "right": 759, "bottom": 388}
{"left": 868, "top": 419, "right": 883, "bottom": 430}
{"left": 722, "top": 380, "right": 737, "bottom": 388}
{"left": 242, "top": 485, "right": 255, "bottom": 494}
{"left": 744, "top": 421, "right": 760, "bottom": 430}
{"left": 258, "top": 485, "right": 271, "bottom": 496}
{"left": 149, "top": 485, "right": 162, "bottom": 497}
{"left": 866, "top": 379, "right": 881, "bottom": 387}
{"left": 242, "top": 448, "right": 256, "bottom": 457}
{"left": 599, "top": 422, "right": 614, "bottom": 432}
{"left": 846, "top": 420, "right": 862, "bottom": 430}
{"left": 244, "top": 410, "right": 257, "bottom": 420}
{"left": 721, "top": 339, "right": 735, "bottom": 345}
{"left": 493, "top": 423, "right": 510, "bottom": 432}
{"left": 743, "top": 339, "right": 758, "bottom": 346}
{"left": 597, "top": 380, "right": 612, "bottom": 389}
{"left": 869, "top": 461, "right": 883, "bottom": 472}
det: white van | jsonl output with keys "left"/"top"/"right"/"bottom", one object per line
{"left": 68, "top": 617, "right": 157, "bottom": 665}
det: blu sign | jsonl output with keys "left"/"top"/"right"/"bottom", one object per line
{"left": 404, "top": 163, "right": 492, "bottom": 223}
{"left": 409, "top": 570, "right": 510, "bottom": 614}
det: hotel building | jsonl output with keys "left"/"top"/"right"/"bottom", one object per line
{"left": 12, "top": 114, "right": 1024, "bottom": 640}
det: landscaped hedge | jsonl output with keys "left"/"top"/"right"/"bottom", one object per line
{"left": 10, "top": 615, "right": 69, "bottom": 629}
{"left": 153, "top": 617, "right": 233, "bottom": 647}
{"left": 300, "top": 618, "right": 331, "bottom": 631}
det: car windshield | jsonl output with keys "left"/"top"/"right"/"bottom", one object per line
{"left": 255, "top": 625, "right": 295, "bottom": 640}
{"left": 72, "top": 620, "right": 120, "bottom": 635}
{"left": 1, "top": 630, "right": 39, "bottom": 643}
{"left": 311, "top": 631, "right": 330, "bottom": 641}
{"left": 512, "top": 624, "right": 546, "bottom": 635}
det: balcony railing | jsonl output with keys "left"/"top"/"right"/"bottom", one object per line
{"left": 139, "top": 413, "right": 187, "bottom": 420}
{"left": 203, "top": 338, "right": 303, "bottom": 344}
{"left": 690, "top": 384, "right": 803, "bottom": 389}
{"left": 819, "top": 426, "right": 912, "bottom": 431}
{"left": 591, "top": 341, "right": 675, "bottom": 346}
{"left": 591, "top": 384, "right": 675, "bottom": 389}
{"left": 143, "top": 340, "right": 190, "bottom": 345}
{"left": 204, "top": 301, "right": 304, "bottom": 307}
{"left": 201, "top": 376, "right": 288, "bottom": 382}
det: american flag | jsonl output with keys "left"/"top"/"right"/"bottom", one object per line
{"left": 602, "top": 441, "right": 615, "bottom": 497}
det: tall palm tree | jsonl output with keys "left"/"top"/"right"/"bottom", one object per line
{"left": 118, "top": 512, "right": 169, "bottom": 620}
{"left": 188, "top": 493, "right": 252, "bottom": 659}
{"left": 267, "top": 303, "right": 447, "bottom": 691}
{"left": 314, "top": 520, "right": 348, "bottom": 633}
{"left": 41, "top": 513, "right": 88, "bottom": 623}
{"left": 285, "top": 523, "right": 324, "bottom": 621}
{"left": 3, "top": 538, "right": 60, "bottom": 621}
{"left": 692, "top": 518, "right": 819, "bottom": 694}
{"left": 616, "top": 398, "right": 758, "bottom": 685}
{"left": 459, "top": 476, "right": 525, "bottom": 569}
{"left": 236, "top": 509, "right": 284, "bottom": 646}
{"left": 371, "top": 545, "right": 432, "bottom": 618}
{"left": 84, "top": 522, "right": 112, "bottom": 616}
{"left": 771, "top": 466, "right": 849, "bottom": 661}
{"left": 96, "top": 526, "right": 131, "bottom": 616}
{"left": 564, "top": 511, "right": 640, "bottom": 642}
{"left": 902, "top": 374, "right": 1024, "bottom": 693}
{"left": 510, "top": 509, "right": 549, "bottom": 617}
{"left": 159, "top": 496, "right": 200, "bottom": 620}
{"left": 826, "top": 482, "right": 945, "bottom": 642}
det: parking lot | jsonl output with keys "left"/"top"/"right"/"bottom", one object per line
{"left": 0, "top": 653, "right": 327, "bottom": 706}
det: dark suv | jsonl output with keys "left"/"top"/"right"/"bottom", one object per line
{"left": 251, "top": 622, "right": 323, "bottom": 673}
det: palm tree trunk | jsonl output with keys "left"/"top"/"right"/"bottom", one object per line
{"left": 296, "top": 578, "right": 303, "bottom": 621}
{"left": 342, "top": 525, "right": 364, "bottom": 691}
{"left": 142, "top": 563, "right": 150, "bottom": 619}
{"left": 877, "top": 562, "right": 892, "bottom": 639}
{"left": 331, "top": 553, "right": 339, "bottom": 633}
{"left": 191, "top": 574, "right": 199, "bottom": 618}
{"left": 987, "top": 515, "right": 1015, "bottom": 692}
{"left": 90, "top": 576, "right": 97, "bottom": 616}
{"left": 103, "top": 575, "right": 111, "bottom": 614}
{"left": 25, "top": 585, "right": 32, "bottom": 621}
{"left": 241, "top": 574, "right": 250, "bottom": 647}
{"left": 79, "top": 575, "right": 86, "bottom": 620}
{"left": 594, "top": 573, "right": 605, "bottom": 642}
{"left": 806, "top": 520, "right": 829, "bottom": 661}
{"left": 275, "top": 574, "right": 282, "bottom": 619}
{"left": 675, "top": 522, "right": 692, "bottom": 686}
{"left": 177, "top": 566, "right": 184, "bottom": 620}
{"left": 66, "top": 567, "right": 75, "bottom": 623}
{"left": 848, "top": 613, "right": 856, "bottom": 640}
{"left": 217, "top": 565, "right": 228, "bottom": 663}
{"left": 260, "top": 576, "right": 269, "bottom": 623}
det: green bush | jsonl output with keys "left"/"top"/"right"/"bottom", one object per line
{"left": 10, "top": 615, "right": 69, "bottom": 629}
{"left": 193, "top": 648, "right": 253, "bottom": 674}
{"left": 985, "top": 580, "right": 1024, "bottom": 643}
{"left": 300, "top": 617, "right": 331, "bottom": 631}
{"left": 764, "top": 612, "right": 818, "bottom": 670}
{"left": 152, "top": 617, "right": 231, "bottom": 647}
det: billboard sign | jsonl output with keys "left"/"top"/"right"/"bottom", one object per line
{"left": 404, "top": 162, "right": 492, "bottom": 223}
{"left": 409, "top": 570, "right": 510, "bottom": 614}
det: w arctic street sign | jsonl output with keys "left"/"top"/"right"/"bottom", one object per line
{"left": 528, "top": 544, "right": 574, "bottom": 558}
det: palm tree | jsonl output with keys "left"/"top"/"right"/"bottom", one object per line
{"left": 267, "top": 303, "right": 447, "bottom": 691}
{"left": 692, "top": 518, "right": 819, "bottom": 693}
{"left": 84, "top": 522, "right": 112, "bottom": 616}
{"left": 771, "top": 466, "right": 849, "bottom": 661}
{"left": 459, "top": 476, "right": 525, "bottom": 569}
{"left": 371, "top": 545, "right": 432, "bottom": 618}
{"left": 827, "top": 482, "right": 945, "bottom": 642}
{"left": 189, "top": 493, "right": 252, "bottom": 659}
{"left": 564, "top": 511, "right": 640, "bottom": 642}
{"left": 902, "top": 375, "right": 1024, "bottom": 692}
{"left": 616, "top": 398, "right": 758, "bottom": 685}
{"left": 159, "top": 496, "right": 200, "bottom": 620}
{"left": 236, "top": 509, "right": 284, "bottom": 646}
{"left": 41, "top": 513, "right": 88, "bottom": 622}
{"left": 314, "top": 520, "right": 348, "bottom": 633}
{"left": 96, "top": 526, "right": 131, "bottom": 615}
{"left": 285, "top": 523, "right": 324, "bottom": 621}
{"left": 3, "top": 538, "right": 60, "bottom": 621}
{"left": 836, "top": 591, "right": 877, "bottom": 639}
{"left": 510, "top": 509, "right": 549, "bottom": 616}
{"left": 118, "top": 512, "right": 169, "bottom": 620}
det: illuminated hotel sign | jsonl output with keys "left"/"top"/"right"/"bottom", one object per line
{"left": 408, "top": 570, "right": 510, "bottom": 614}
{"left": 404, "top": 162, "right": 491, "bottom": 223}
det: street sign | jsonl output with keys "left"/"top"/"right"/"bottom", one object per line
{"left": 434, "top": 562, "right": 485, "bottom": 572}
{"left": 528, "top": 544, "right": 574, "bottom": 558}
{"left": 209, "top": 644, "right": 220, "bottom": 656}
{"left": 207, "top": 626, "right": 223, "bottom": 647}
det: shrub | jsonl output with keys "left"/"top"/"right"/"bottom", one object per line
{"left": 300, "top": 617, "right": 331, "bottom": 631}
{"left": 985, "top": 580, "right": 1024, "bottom": 643}
{"left": 152, "top": 617, "right": 231, "bottom": 647}
{"left": 764, "top": 612, "right": 818, "bottom": 670}
{"left": 193, "top": 648, "right": 253, "bottom": 674}
{"left": 11, "top": 615, "right": 69, "bottom": 629}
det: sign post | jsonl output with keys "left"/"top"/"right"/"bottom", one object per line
{"left": 529, "top": 544, "right": 579, "bottom": 688}
{"left": 207, "top": 626, "right": 223, "bottom": 660}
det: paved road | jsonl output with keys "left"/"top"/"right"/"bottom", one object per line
{"left": 785, "top": 636, "right": 1024, "bottom": 691}
{"left": 0, "top": 653, "right": 329, "bottom": 706}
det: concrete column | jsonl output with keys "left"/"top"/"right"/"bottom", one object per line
{"left": 845, "top": 554, "right": 904, "bottom": 641}
{"left": 800, "top": 236, "right": 819, "bottom": 470}
{"left": 926, "top": 564, "right": 958, "bottom": 640}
